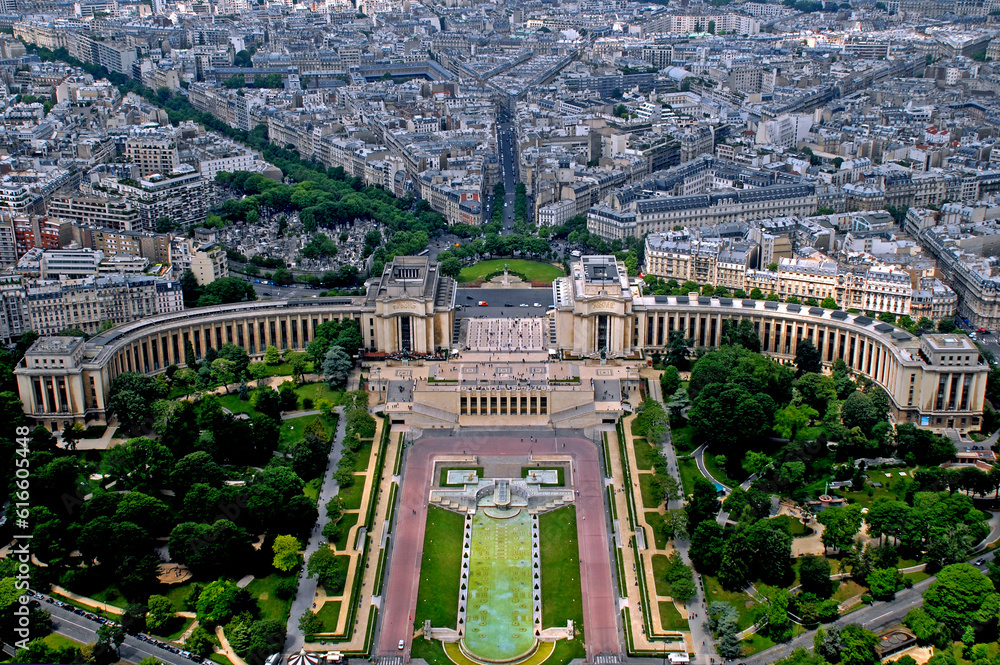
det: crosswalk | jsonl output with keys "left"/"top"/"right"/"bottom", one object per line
{"left": 378, "top": 656, "right": 403, "bottom": 665}
{"left": 594, "top": 655, "right": 621, "bottom": 664}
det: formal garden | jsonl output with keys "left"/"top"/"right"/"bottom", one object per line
{"left": 0, "top": 320, "right": 375, "bottom": 665}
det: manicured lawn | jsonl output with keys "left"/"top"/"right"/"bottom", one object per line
{"left": 539, "top": 505, "right": 585, "bottom": 634}
{"left": 769, "top": 514, "right": 812, "bottom": 538}
{"left": 210, "top": 655, "right": 235, "bottom": 665}
{"left": 411, "top": 639, "right": 450, "bottom": 665}
{"left": 414, "top": 505, "right": 465, "bottom": 629}
{"left": 639, "top": 473, "right": 663, "bottom": 509}
{"left": 632, "top": 437, "right": 660, "bottom": 471}
{"left": 44, "top": 633, "right": 85, "bottom": 650}
{"left": 315, "top": 600, "right": 342, "bottom": 632}
{"left": 659, "top": 602, "right": 689, "bottom": 632}
{"left": 439, "top": 466, "right": 484, "bottom": 487}
{"left": 832, "top": 579, "right": 867, "bottom": 603}
{"left": 333, "top": 513, "right": 360, "bottom": 551}
{"left": 247, "top": 573, "right": 296, "bottom": 623}
{"left": 457, "top": 259, "right": 565, "bottom": 283}
{"left": 840, "top": 467, "right": 916, "bottom": 507}
{"left": 703, "top": 576, "right": 758, "bottom": 630}
{"left": 295, "top": 382, "right": 343, "bottom": 406}
{"left": 215, "top": 393, "right": 257, "bottom": 416}
{"left": 162, "top": 617, "right": 195, "bottom": 641}
{"left": 337, "top": 478, "right": 365, "bottom": 509}
{"left": 741, "top": 633, "right": 776, "bottom": 657}
{"left": 160, "top": 582, "right": 197, "bottom": 612}
{"left": 904, "top": 570, "right": 930, "bottom": 584}
{"left": 89, "top": 586, "right": 127, "bottom": 609}
{"left": 645, "top": 512, "right": 667, "bottom": 549}
{"left": 279, "top": 414, "right": 336, "bottom": 450}
{"left": 354, "top": 440, "right": 374, "bottom": 472}
{"left": 678, "top": 456, "right": 702, "bottom": 496}
{"left": 652, "top": 555, "right": 672, "bottom": 596}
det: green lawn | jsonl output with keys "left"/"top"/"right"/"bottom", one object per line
{"left": 333, "top": 513, "right": 360, "bottom": 551}
{"left": 315, "top": 600, "right": 342, "bottom": 632}
{"left": 279, "top": 414, "right": 336, "bottom": 450}
{"left": 769, "top": 514, "right": 812, "bottom": 538}
{"left": 414, "top": 505, "right": 465, "bottom": 629}
{"left": 258, "top": 360, "right": 316, "bottom": 377}
{"left": 703, "top": 576, "right": 758, "bottom": 630}
{"left": 652, "top": 555, "right": 672, "bottom": 596}
{"left": 210, "top": 655, "right": 236, "bottom": 665}
{"left": 659, "top": 602, "right": 689, "bottom": 631}
{"left": 247, "top": 573, "right": 296, "bottom": 623}
{"left": 354, "top": 440, "right": 374, "bottom": 472}
{"left": 160, "top": 582, "right": 197, "bottom": 612}
{"left": 457, "top": 259, "right": 565, "bottom": 283}
{"left": 43, "top": 633, "right": 86, "bottom": 651}
{"left": 304, "top": 477, "right": 321, "bottom": 501}
{"left": 162, "top": 617, "right": 195, "bottom": 641}
{"left": 89, "top": 586, "right": 127, "bottom": 609}
{"left": 741, "top": 633, "right": 776, "bottom": 657}
{"left": 632, "top": 438, "right": 660, "bottom": 471}
{"left": 411, "top": 639, "right": 450, "bottom": 665}
{"left": 839, "top": 467, "right": 916, "bottom": 507}
{"left": 904, "top": 570, "right": 930, "bottom": 585}
{"left": 295, "top": 382, "right": 343, "bottom": 406}
{"left": 645, "top": 512, "right": 667, "bottom": 549}
{"left": 831, "top": 579, "right": 867, "bottom": 603}
{"left": 215, "top": 393, "right": 257, "bottom": 417}
{"left": 538, "top": 505, "right": 585, "bottom": 634}
{"left": 639, "top": 473, "right": 664, "bottom": 509}
{"left": 338, "top": 478, "right": 365, "bottom": 509}
{"left": 678, "top": 456, "right": 702, "bottom": 496}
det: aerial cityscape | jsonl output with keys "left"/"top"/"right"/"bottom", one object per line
{"left": 4, "top": 0, "right": 1000, "bottom": 665}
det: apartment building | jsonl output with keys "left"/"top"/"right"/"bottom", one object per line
{"left": 124, "top": 136, "right": 180, "bottom": 178}
{"left": 188, "top": 242, "right": 228, "bottom": 286}
{"left": 47, "top": 194, "right": 142, "bottom": 231}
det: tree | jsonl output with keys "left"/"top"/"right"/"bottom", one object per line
{"left": 817, "top": 504, "right": 863, "bottom": 553}
{"left": 196, "top": 579, "right": 251, "bottom": 626}
{"left": 799, "top": 555, "right": 834, "bottom": 598}
{"left": 97, "top": 623, "right": 126, "bottom": 658}
{"left": 660, "top": 365, "right": 681, "bottom": 396}
{"left": 107, "top": 372, "right": 167, "bottom": 432}
{"left": 795, "top": 373, "right": 837, "bottom": 415}
{"left": 299, "top": 610, "right": 323, "bottom": 635}
{"left": 263, "top": 345, "right": 280, "bottom": 365}
{"left": 742, "top": 450, "right": 773, "bottom": 476}
{"left": 185, "top": 625, "right": 215, "bottom": 656}
{"left": 689, "top": 521, "right": 725, "bottom": 574}
{"left": 821, "top": 296, "right": 838, "bottom": 309}
{"left": 322, "top": 345, "right": 352, "bottom": 387}
{"left": 839, "top": 624, "right": 879, "bottom": 665}
{"left": 272, "top": 535, "right": 302, "bottom": 572}
{"left": 307, "top": 547, "right": 348, "bottom": 592}
{"left": 774, "top": 403, "right": 818, "bottom": 440}
{"left": 686, "top": 476, "right": 720, "bottom": 527}
{"left": 794, "top": 339, "right": 822, "bottom": 374}
{"left": 922, "top": 563, "right": 999, "bottom": 638}
{"left": 815, "top": 626, "right": 841, "bottom": 662}
{"left": 840, "top": 391, "right": 880, "bottom": 431}
{"left": 866, "top": 567, "right": 903, "bottom": 600}
{"left": 146, "top": 595, "right": 174, "bottom": 634}
{"left": 665, "top": 330, "right": 690, "bottom": 367}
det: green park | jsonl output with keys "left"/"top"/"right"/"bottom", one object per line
{"left": 457, "top": 259, "right": 566, "bottom": 284}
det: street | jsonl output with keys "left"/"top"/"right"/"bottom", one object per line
{"left": 455, "top": 287, "right": 553, "bottom": 320}
{"left": 34, "top": 597, "right": 194, "bottom": 665}
{"left": 497, "top": 120, "right": 517, "bottom": 234}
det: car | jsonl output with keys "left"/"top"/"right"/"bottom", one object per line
{"left": 532, "top": 303, "right": 541, "bottom": 307}
{"left": 504, "top": 302, "right": 513, "bottom": 307}
{"left": 398, "top": 640, "right": 406, "bottom": 650}
{"left": 519, "top": 303, "right": 528, "bottom": 307}
{"left": 478, "top": 301, "right": 488, "bottom": 306}
{"left": 466, "top": 295, "right": 473, "bottom": 300}
{"left": 977, "top": 559, "right": 986, "bottom": 565}
{"left": 547, "top": 305, "right": 556, "bottom": 310}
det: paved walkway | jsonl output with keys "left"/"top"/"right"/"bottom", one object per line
{"left": 50, "top": 585, "right": 124, "bottom": 615}
{"left": 285, "top": 404, "right": 350, "bottom": 653}
{"left": 378, "top": 435, "right": 619, "bottom": 661}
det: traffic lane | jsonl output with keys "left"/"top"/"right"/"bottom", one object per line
{"left": 43, "top": 604, "right": 194, "bottom": 665}
{"left": 456, "top": 288, "right": 553, "bottom": 319}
